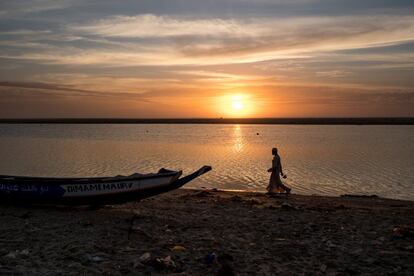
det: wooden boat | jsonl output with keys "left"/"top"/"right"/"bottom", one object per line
{"left": 0, "top": 166, "right": 211, "bottom": 205}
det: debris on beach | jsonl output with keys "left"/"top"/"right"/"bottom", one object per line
{"left": 139, "top": 252, "right": 151, "bottom": 263}
{"left": 392, "top": 226, "right": 414, "bottom": 239}
{"left": 204, "top": 252, "right": 216, "bottom": 264}
{"left": 151, "top": 256, "right": 178, "bottom": 271}
{"left": 158, "top": 256, "right": 176, "bottom": 268}
{"left": 170, "top": 245, "right": 186, "bottom": 252}
{"left": 85, "top": 254, "right": 104, "bottom": 263}
{"left": 133, "top": 252, "right": 184, "bottom": 273}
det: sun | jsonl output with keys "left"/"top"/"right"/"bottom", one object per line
{"left": 230, "top": 95, "right": 245, "bottom": 111}
{"left": 224, "top": 94, "right": 252, "bottom": 117}
{"left": 216, "top": 93, "right": 254, "bottom": 117}
{"left": 232, "top": 100, "right": 244, "bottom": 111}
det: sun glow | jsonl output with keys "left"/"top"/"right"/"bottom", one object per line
{"left": 217, "top": 94, "right": 255, "bottom": 117}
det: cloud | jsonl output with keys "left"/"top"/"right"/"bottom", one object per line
{"left": 0, "top": 0, "right": 82, "bottom": 18}
{"left": 0, "top": 29, "right": 52, "bottom": 36}
{"left": 0, "top": 81, "right": 150, "bottom": 101}
{"left": 72, "top": 14, "right": 243, "bottom": 38}
{"left": 2, "top": 12, "right": 414, "bottom": 67}
{"left": 4, "top": 17, "right": 413, "bottom": 69}
{"left": 49, "top": 14, "right": 414, "bottom": 66}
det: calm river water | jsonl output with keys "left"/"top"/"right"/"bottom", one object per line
{"left": 0, "top": 124, "right": 413, "bottom": 200}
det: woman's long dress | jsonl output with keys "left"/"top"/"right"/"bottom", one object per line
{"left": 267, "top": 155, "right": 284, "bottom": 193}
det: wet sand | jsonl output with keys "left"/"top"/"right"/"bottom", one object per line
{"left": 0, "top": 189, "right": 413, "bottom": 275}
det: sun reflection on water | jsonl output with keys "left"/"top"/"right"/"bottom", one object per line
{"left": 232, "top": 124, "right": 243, "bottom": 152}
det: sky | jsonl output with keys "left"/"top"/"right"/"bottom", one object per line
{"left": 0, "top": 0, "right": 414, "bottom": 118}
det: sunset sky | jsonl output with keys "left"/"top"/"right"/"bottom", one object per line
{"left": 0, "top": 0, "right": 413, "bottom": 118}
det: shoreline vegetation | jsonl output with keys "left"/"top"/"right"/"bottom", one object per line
{"left": 0, "top": 117, "right": 414, "bottom": 125}
{"left": 1, "top": 189, "right": 413, "bottom": 275}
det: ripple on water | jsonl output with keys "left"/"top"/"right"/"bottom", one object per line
{"left": 0, "top": 124, "right": 413, "bottom": 200}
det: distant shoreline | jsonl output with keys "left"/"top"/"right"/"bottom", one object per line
{"left": 0, "top": 117, "right": 413, "bottom": 125}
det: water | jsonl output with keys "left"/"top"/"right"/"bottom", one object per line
{"left": 0, "top": 124, "right": 413, "bottom": 200}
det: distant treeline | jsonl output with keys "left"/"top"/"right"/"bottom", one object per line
{"left": 1, "top": 118, "right": 413, "bottom": 125}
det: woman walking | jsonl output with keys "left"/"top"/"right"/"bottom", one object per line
{"left": 267, "top": 148, "right": 291, "bottom": 194}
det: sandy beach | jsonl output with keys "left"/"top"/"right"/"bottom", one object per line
{"left": 0, "top": 189, "right": 413, "bottom": 275}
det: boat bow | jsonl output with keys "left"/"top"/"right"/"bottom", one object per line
{"left": 171, "top": 165, "right": 212, "bottom": 189}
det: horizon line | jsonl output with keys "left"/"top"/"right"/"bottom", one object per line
{"left": 1, "top": 117, "right": 413, "bottom": 125}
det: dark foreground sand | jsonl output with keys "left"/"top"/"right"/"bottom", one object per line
{"left": 0, "top": 189, "right": 413, "bottom": 275}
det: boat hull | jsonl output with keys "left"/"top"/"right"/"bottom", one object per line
{"left": 0, "top": 166, "right": 211, "bottom": 205}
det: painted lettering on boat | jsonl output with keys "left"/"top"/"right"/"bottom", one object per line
{"left": 0, "top": 184, "right": 49, "bottom": 193}
{"left": 0, "top": 183, "right": 19, "bottom": 192}
{"left": 65, "top": 182, "right": 134, "bottom": 193}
